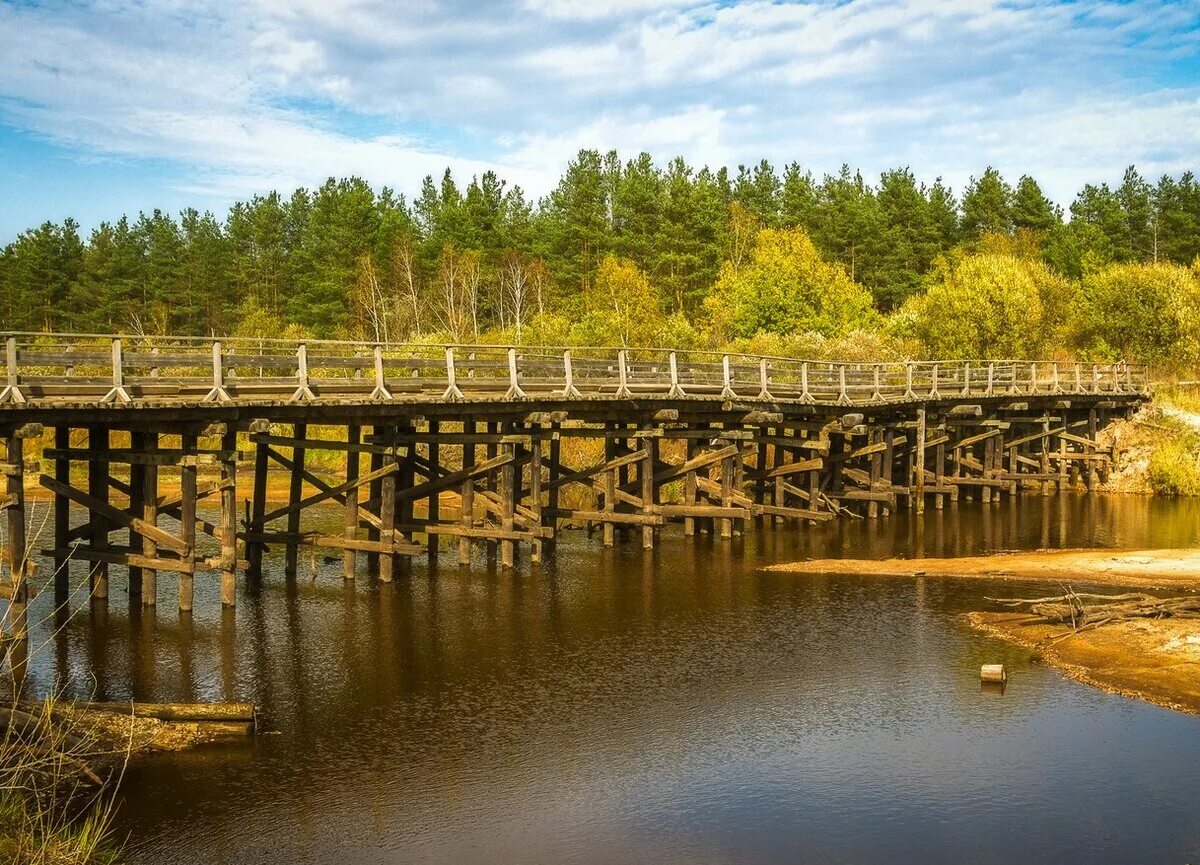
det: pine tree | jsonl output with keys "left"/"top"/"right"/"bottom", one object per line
{"left": 1011, "top": 176, "right": 1061, "bottom": 233}
{"left": 961, "top": 167, "right": 1013, "bottom": 238}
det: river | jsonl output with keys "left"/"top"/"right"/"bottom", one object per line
{"left": 20, "top": 494, "right": 1200, "bottom": 864}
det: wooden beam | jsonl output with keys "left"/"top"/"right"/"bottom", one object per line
{"left": 38, "top": 475, "right": 189, "bottom": 555}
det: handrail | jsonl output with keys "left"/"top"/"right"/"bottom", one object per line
{"left": 0, "top": 332, "right": 1149, "bottom": 410}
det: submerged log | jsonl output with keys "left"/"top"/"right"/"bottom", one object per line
{"left": 76, "top": 701, "right": 258, "bottom": 725}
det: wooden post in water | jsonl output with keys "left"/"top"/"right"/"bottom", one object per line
{"left": 459, "top": 421, "right": 475, "bottom": 566}
{"left": 366, "top": 428, "right": 383, "bottom": 575}
{"left": 87, "top": 425, "right": 109, "bottom": 600}
{"left": 499, "top": 427, "right": 516, "bottom": 569}
{"left": 343, "top": 424, "right": 360, "bottom": 580}
{"left": 683, "top": 432, "right": 698, "bottom": 536}
{"left": 141, "top": 431, "right": 158, "bottom": 606}
{"left": 128, "top": 430, "right": 145, "bottom": 599}
{"left": 1086, "top": 409, "right": 1098, "bottom": 492}
{"left": 53, "top": 425, "right": 70, "bottom": 602}
{"left": 641, "top": 433, "right": 656, "bottom": 550}
{"left": 179, "top": 428, "right": 197, "bottom": 612}
{"left": 915, "top": 407, "right": 926, "bottom": 516}
{"left": 5, "top": 431, "right": 27, "bottom": 641}
{"left": 284, "top": 422, "right": 306, "bottom": 579}
{"left": 603, "top": 432, "right": 616, "bottom": 547}
{"left": 530, "top": 431, "right": 544, "bottom": 564}
{"left": 427, "top": 420, "right": 440, "bottom": 561}
{"left": 220, "top": 427, "right": 237, "bottom": 606}
{"left": 378, "top": 435, "right": 397, "bottom": 583}
{"left": 545, "top": 423, "right": 560, "bottom": 551}
{"left": 247, "top": 424, "right": 269, "bottom": 582}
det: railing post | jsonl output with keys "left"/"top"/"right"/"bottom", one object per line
{"left": 961, "top": 362, "right": 971, "bottom": 397}
{"left": 372, "top": 344, "right": 395, "bottom": 399}
{"left": 835, "top": 364, "right": 851, "bottom": 405}
{"left": 561, "top": 349, "right": 582, "bottom": 398}
{"left": 668, "top": 351, "right": 686, "bottom": 398}
{"left": 1091, "top": 363, "right": 1099, "bottom": 393}
{"left": 614, "top": 350, "right": 633, "bottom": 398}
{"left": 290, "top": 342, "right": 316, "bottom": 402}
{"left": 986, "top": 362, "right": 995, "bottom": 396}
{"left": 799, "top": 362, "right": 814, "bottom": 404}
{"left": 1028, "top": 362, "right": 1038, "bottom": 394}
{"left": 870, "top": 365, "right": 884, "bottom": 403}
{"left": 440, "top": 347, "right": 462, "bottom": 401}
{"left": 1051, "top": 362, "right": 1063, "bottom": 395}
{"left": 101, "top": 337, "right": 132, "bottom": 404}
{"left": 720, "top": 354, "right": 737, "bottom": 400}
{"left": 928, "top": 363, "right": 940, "bottom": 399}
{"left": 1074, "top": 362, "right": 1082, "bottom": 393}
{"left": 504, "top": 347, "right": 527, "bottom": 399}
{"left": 903, "top": 363, "right": 917, "bottom": 401}
{"left": 0, "top": 336, "right": 25, "bottom": 405}
{"left": 202, "top": 340, "right": 233, "bottom": 404}
{"left": 757, "top": 357, "right": 773, "bottom": 401}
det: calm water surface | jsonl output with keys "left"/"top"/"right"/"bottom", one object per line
{"left": 20, "top": 494, "right": 1200, "bottom": 864}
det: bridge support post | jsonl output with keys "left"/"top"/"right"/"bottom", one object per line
{"left": 683, "top": 433, "right": 698, "bottom": 537}
{"left": 247, "top": 428, "right": 269, "bottom": 583}
{"left": 459, "top": 422, "right": 475, "bottom": 566}
{"left": 366, "top": 429, "right": 383, "bottom": 575}
{"left": 530, "top": 431, "right": 544, "bottom": 564}
{"left": 284, "top": 423, "right": 306, "bottom": 579}
{"left": 499, "top": 429, "right": 515, "bottom": 569}
{"left": 544, "top": 424, "right": 560, "bottom": 551}
{"left": 141, "top": 431, "right": 158, "bottom": 606}
{"left": 343, "top": 424, "right": 360, "bottom": 580}
{"left": 427, "top": 421, "right": 440, "bottom": 562}
{"left": 87, "top": 425, "right": 109, "bottom": 601}
{"left": 53, "top": 425, "right": 70, "bottom": 603}
{"left": 915, "top": 408, "right": 926, "bottom": 516}
{"left": 128, "top": 431, "right": 145, "bottom": 599}
{"left": 641, "top": 433, "right": 656, "bottom": 550}
{"left": 220, "top": 427, "right": 237, "bottom": 606}
{"left": 4, "top": 430, "right": 28, "bottom": 643}
{"left": 179, "top": 428, "right": 197, "bottom": 612}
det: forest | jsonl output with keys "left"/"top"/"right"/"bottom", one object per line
{"left": 3, "top": 150, "right": 1200, "bottom": 366}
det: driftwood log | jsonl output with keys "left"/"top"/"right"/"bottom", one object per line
{"left": 987, "top": 589, "right": 1200, "bottom": 641}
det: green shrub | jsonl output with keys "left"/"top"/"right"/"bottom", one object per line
{"left": 1147, "top": 437, "right": 1200, "bottom": 496}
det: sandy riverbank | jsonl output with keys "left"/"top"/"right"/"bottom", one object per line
{"left": 765, "top": 547, "right": 1200, "bottom": 591}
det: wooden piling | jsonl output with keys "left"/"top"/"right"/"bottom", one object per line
{"left": 219, "top": 427, "right": 237, "bottom": 606}
{"left": 4, "top": 432, "right": 27, "bottom": 641}
{"left": 87, "top": 426, "right": 109, "bottom": 600}
{"left": 141, "top": 431, "right": 158, "bottom": 606}
{"left": 459, "top": 422, "right": 475, "bottom": 566}
{"left": 343, "top": 424, "right": 361, "bottom": 580}
{"left": 53, "top": 425, "right": 70, "bottom": 602}
{"left": 179, "top": 429, "right": 197, "bottom": 612}
{"left": 284, "top": 422, "right": 306, "bottom": 579}
{"left": 915, "top": 408, "right": 926, "bottom": 515}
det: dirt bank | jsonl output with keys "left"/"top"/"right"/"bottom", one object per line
{"left": 967, "top": 611, "right": 1200, "bottom": 715}
{"left": 766, "top": 547, "right": 1200, "bottom": 591}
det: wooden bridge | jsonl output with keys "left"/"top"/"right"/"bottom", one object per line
{"left": 0, "top": 333, "right": 1148, "bottom": 640}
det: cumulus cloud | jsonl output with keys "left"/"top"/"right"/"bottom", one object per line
{"left": 0, "top": 0, "right": 1198, "bottom": 209}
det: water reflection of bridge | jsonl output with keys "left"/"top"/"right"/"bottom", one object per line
{"left": 0, "top": 333, "right": 1147, "bottom": 637}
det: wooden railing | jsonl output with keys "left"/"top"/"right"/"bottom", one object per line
{"left": 0, "top": 333, "right": 1147, "bottom": 409}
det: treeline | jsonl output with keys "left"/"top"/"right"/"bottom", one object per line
{"left": 2, "top": 152, "right": 1200, "bottom": 364}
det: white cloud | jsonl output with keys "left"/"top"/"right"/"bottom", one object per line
{"left": 0, "top": 0, "right": 1198, "bottom": 212}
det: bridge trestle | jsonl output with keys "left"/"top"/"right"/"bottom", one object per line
{"left": 0, "top": 395, "right": 1134, "bottom": 641}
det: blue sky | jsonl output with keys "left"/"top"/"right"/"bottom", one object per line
{"left": 1, "top": 0, "right": 1199, "bottom": 241}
